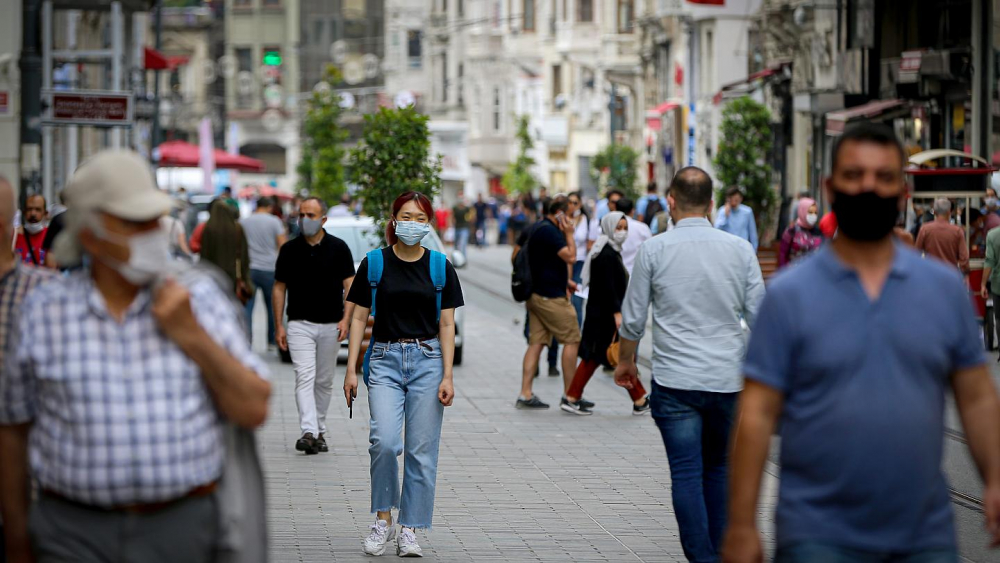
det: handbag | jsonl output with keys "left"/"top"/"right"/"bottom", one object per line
{"left": 235, "top": 258, "right": 253, "bottom": 305}
{"left": 606, "top": 332, "right": 621, "bottom": 368}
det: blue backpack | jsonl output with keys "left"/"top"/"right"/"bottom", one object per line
{"left": 361, "top": 248, "right": 447, "bottom": 386}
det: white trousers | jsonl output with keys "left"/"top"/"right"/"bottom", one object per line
{"left": 287, "top": 321, "right": 339, "bottom": 436}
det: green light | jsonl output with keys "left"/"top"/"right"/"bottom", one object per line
{"left": 263, "top": 51, "right": 282, "bottom": 66}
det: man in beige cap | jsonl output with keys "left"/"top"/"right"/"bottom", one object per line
{"left": 0, "top": 150, "right": 272, "bottom": 563}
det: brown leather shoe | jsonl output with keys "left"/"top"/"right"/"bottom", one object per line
{"left": 316, "top": 433, "right": 328, "bottom": 453}
{"left": 295, "top": 433, "right": 319, "bottom": 455}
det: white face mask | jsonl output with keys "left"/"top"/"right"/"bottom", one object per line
{"left": 96, "top": 226, "right": 173, "bottom": 286}
{"left": 612, "top": 230, "right": 628, "bottom": 245}
{"left": 24, "top": 221, "right": 45, "bottom": 235}
{"left": 572, "top": 209, "right": 582, "bottom": 218}
{"left": 806, "top": 213, "right": 818, "bottom": 226}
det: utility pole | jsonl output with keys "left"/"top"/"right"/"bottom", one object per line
{"left": 20, "top": 0, "right": 42, "bottom": 207}
{"left": 609, "top": 82, "right": 617, "bottom": 146}
{"left": 152, "top": 0, "right": 163, "bottom": 155}
{"left": 971, "top": 0, "right": 993, "bottom": 160}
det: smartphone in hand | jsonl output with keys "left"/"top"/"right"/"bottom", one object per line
{"left": 349, "top": 389, "right": 357, "bottom": 419}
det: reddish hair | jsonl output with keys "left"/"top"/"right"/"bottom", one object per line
{"left": 386, "top": 191, "right": 435, "bottom": 245}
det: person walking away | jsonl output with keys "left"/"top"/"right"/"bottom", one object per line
{"left": 241, "top": 197, "right": 287, "bottom": 349}
{"left": 14, "top": 195, "right": 48, "bottom": 266}
{"left": 0, "top": 150, "right": 271, "bottom": 563}
{"left": 561, "top": 211, "right": 650, "bottom": 416}
{"left": 161, "top": 203, "right": 192, "bottom": 260}
{"left": 595, "top": 189, "right": 625, "bottom": 221}
{"left": 777, "top": 197, "right": 824, "bottom": 268}
{"left": 724, "top": 123, "right": 1000, "bottom": 563}
{"left": 273, "top": 197, "right": 355, "bottom": 455}
{"left": 344, "top": 192, "right": 463, "bottom": 557}
{"left": 637, "top": 182, "right": 668, "bottom": 225}
{"left": 715, "top": 186, "right": 759, "bottom": 251}
{"left": 452, "top": 193, "right": 472, "bottom": 258}
{"left": 329, "top": 193, "right": 354, "bottom": 218}
{"left": 474, "top": 194, "right": 490, "bottom": 247}
{"left": 200, "top": 199, "right": 253, "bottom": 302}
{"left": 915, "top": 197, "right": 969, "bottom": 275}
{"left": 615, "top": 167, "right": 765, "bottom": 563}
{"left": 568, "top": 192, "right": 590, "bottom": 327}
{"left": 981, "top": 217, "right": 1000, "bottom": 360}
{"left": 969, "top": 209, "right": 986, "bottom": 258}
{"left": 287, "top": 196, "right": 302, "bottom": 239}
{"left": 615, "top": 198, "right": 652, "bottom": 274}
{"left": 514, "top": 196, "right": 581, "bottom": 409}
{"left": 984, "top": 187, "right": 1000, "bottom": 233}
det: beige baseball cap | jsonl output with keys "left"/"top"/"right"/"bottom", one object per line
{"left": 64, "top": 150, "right": 173, "bottom": 221}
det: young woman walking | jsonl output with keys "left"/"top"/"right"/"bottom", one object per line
{"left": 561, "top": 211, "right": 650, "bottom": 416}
{"left": 345, "top": 191, "right": 464, "bottom": 557}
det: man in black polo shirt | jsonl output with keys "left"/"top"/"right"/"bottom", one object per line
{"left": 514, "top": 196, "right": 581, "bottom": 409}
{"left": 274, "top": 197, "right": 356, "bottom": 455}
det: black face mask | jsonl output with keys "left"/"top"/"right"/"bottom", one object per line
{"left": 830, "top": 190, "right": 901, "bottom": 242}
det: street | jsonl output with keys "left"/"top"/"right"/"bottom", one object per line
{"left": 252, "top": 245, "right": 1000, "bottom": 562}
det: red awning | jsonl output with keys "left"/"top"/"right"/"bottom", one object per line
{"left": 156, "top": 140, "right": 265, "bottom": 173}
{"left": 237, "top": 186, "right": 294, "bottom": 200}
{"left": 645, "top": 101, "right": 681, "bottom": 131}
{"left": 713, "top": 62, "right": 789, "bottom": 105}
{"left": 144, "top": 47, "right": 190, "bottom": 71}
{"left": 825, "top": 99, "right": 907, "bottom": 135}
{"left": 687, "top": 0, "right": 725, "bottom": 4}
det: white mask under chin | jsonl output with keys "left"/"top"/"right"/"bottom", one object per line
{"left": 99, "top": 228, "right": 173, "bottom": 286}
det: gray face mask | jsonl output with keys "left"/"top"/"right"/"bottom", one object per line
{"left": 301, "top": 217, "right": 323, "bottom": 237}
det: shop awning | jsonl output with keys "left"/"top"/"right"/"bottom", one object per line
{"left": 144, "top": 47, "right": 190, "bottom": 71}
{"left": 825, "top": 99, "right": 908, "bottom": 136}
{"left": 156, "top": 140, "right": 265, "bottom": 173}
{"left": 645, "top": 101, "right": 681, "bottom": 131}
{"left": 713, "top": 62, "right": 790, "bottom": 105}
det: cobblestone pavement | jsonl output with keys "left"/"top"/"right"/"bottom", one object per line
{"left": 255, "top": 247, "right": 778, "bottom": 562}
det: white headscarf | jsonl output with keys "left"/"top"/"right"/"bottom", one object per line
{"left": 581, "top": 211, "right": 625, "bottom": 290}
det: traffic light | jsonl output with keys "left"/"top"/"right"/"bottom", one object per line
{"left": 263, "top": 51, "right": 282, "bottom": 66}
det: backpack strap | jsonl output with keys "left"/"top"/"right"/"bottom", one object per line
{"left": 367, "top": 249, "right": 384, "bottom": 317}
{"left": 429, "top": 250, "right": 447, "bottom": 324}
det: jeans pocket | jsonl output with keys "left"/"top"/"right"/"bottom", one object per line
{"left": 419, "top": 341, "right": 443, "bottom": 359}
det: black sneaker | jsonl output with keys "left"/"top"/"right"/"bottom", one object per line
{"left": 578, "top": 398, "right": 595, "bottom": 409}
{"left": 632, "top": 397, "right": 651, "bottom": 416}
{"left": 295, "top": 432, "right": 319, "bottom": 455}
{"left": 560, "top": 397, "right": 593, "bottom": 416}
{"left": 515, "top": 395, "right": 550, "bottom": 409}
{"left": 548, "top": 366, "right": 560, "bottom": 377}
{"left": 316, "top": 433, "right": 328, "bottom": 453}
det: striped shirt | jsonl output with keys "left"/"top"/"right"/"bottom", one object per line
{"left": 0, "top": 263, "right": 57, "bottom": 364}
{"left": 0, "top": 269, "right": 268, "bottom": 508}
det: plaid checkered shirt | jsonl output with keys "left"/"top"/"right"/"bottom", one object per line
{"left": 0, "top": 263, "right": 57, "bottom": 365}
{"left": 0, "top": 269, "right": 268, "bottom": 508}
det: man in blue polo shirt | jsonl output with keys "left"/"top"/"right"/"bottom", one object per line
{"left": 715, "top": 186, "right": 758, "bottom": 251}
{"left": 723, "top": 123, "right": 1000, "bottom": 563}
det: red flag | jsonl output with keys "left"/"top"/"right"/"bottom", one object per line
{"left": 687, "top": 0, "right": 725, "bottom": 4}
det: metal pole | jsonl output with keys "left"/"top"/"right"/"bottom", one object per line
{"left": 110, "top": 1, "right": 123, "bottom": 149}
{"left": 41, "top": 0, "right": 52, "bottom": 202}
{"left": 152, "top": 0, "right": 162, "bottom": 156}
{"left": 609, "top": 81, "right": 616, "bottom": 145}
{"left": 971, "top": 0, "right": 993, "bottom": 160}
{"left": 132, "top": 12, "right": 144, "bottom": 152}
{"left": 20, "top": 0, "right": 43, "bottom": 207}
{"left": 66, "top": 10, "right": 78, "bottom": 182}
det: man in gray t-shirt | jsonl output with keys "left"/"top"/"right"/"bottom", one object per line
{"left": 240, "top": 196, "right": 287, "bottom": 348}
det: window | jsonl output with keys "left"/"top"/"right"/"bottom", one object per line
{"left": 263, "top": 0, "right": 281, "bottom": 6}
{"left": 562, "top": 0, "right": 567, "bottom": 21}
{"left": 457, "top": 63, "right": 464, "bottom": 105}
{"left": 234, "top": 0, "right": 250, "bottom": 6}
{"left": 493, "top": 87, "right": 501, "bottom": 132}
{"left": 235, "top": 48, "right": 253, "bottom": 109}
{"left": 407, "top": 30, "right": 422, "bottom": 69}
{"left": 617, "top": 0, "right": 633, "bottom": 33}
{"left": 441, "top": 53, "right": 448, "bottom": 103}
{"left": 577, "top": 0, "right": 592, "bottom": 22}
{"left": 240, "top": 143, "right": 286, "bottom": 174}
{"left": 523, "top": 0, "right": 535, "bottom": 31}
{"left": 552, "top": 64, "right": 562, "bottom": 102}
{"left": 313, "top": 21, "right": 325, "bottom": 45}
{"left": 442, "top": 0, "right": 447, "bottom": 12}
{"left": 458, "top": 0, "right": 464, "bottom": 17}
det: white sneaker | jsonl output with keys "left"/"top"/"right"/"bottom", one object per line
{"left": 363, "top": 519, "right": 396, "bottom": 556}
{"left": 396, "top": 527, "right": 423, "bottom": 557}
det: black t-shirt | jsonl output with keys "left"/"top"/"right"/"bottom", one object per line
{"left": 275, "top": 233, "right": 356, "bottom": 323}
{"left": 517, "top": 219, "right": 568, "bottom": 298}
{"left": 41, "top": 212, "right": 64, "bottom": 251}
{"left": 346, "top": 247, "right": 464, "bottom": 341}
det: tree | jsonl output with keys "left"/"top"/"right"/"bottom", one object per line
{"left": 591, "top": 143, "right": 641, "bottom": 200}
{"left": 297, "top": 66, "right": 349, "bottom": 204}
{"left": 502, "top": 115, "right": 538, "bottom": 195}
{"left": 348, "top": 105, "right": 442, "bottom": 244}
{"left": 714, "top": 96, "right": 775, "bottom": 240}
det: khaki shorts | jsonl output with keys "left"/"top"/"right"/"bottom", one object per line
{"left": 527, "top": 294, "right": 581, "bottom": 345}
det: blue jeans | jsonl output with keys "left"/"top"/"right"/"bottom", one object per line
{"left": 245, "top": 269, "right": 276, "bottom": 346}
{"left": 571, "top": 261, "right": 585, "bottom": 328}
{"left": 650, "top": 384, "right": 738, "bottom": 563}
{"left": 523, "top": 310, "right": 558, "bottom": 368}
{"left": 775, "top": 543, "right": 958, "bottom": 563}
{"left": 455, "top": 227, "right": 470, "bottom": 258}
{"left": 367, "top": 339, "right": 445, "bottom": 529}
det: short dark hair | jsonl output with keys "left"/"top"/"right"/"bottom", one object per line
{"left": 544, "top": 195, "right": 569, "bottom": 216}
{"left": 606, "top": 189, "right": 625, "bottom": 200}
{"left": 647, "top": 182, "right": 658, "bottom": 194}
{"left": 616, "top": 197, "right": 635, "bottom": 216}
{"left": 725, "top": 186, "right": 743, "bottom": 199}
{"left": 670, "top": 167, "right": 714, "bottom": 210}
{"left": 257, "top": 196, "right": 274, "bottom": 209}
{"left": 301, "top": 196, "right": 328, "bottom": 216}
{"left": 831, "top": 122, "right": 906, "bottom": 172}
{"left": 340, "top": 193, "right": 352, "bottom": 205}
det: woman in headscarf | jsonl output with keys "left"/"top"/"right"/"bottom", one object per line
{"left": 778, "top": 197, "right": 824, "bottom": 268}
{"left": 200, "top": 199, "right": 252, "bottom": 299}
{"left": 560, "top": 211, "right": 650, "bottom": 416}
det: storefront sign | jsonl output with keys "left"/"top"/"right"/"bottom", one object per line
{"left": 43, "top": 90, "right": 133, "bottom": 126}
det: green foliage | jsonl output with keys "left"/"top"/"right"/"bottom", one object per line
{"left": 348, "top": 106, "right": 443, "bottom": 244}
{"left": 502, "top": 115, "right": 538, "bottom": 195}
{"left": 297, "top": 66, "right": 349, "bottom": 205}
{"left": 591, "top": 143, "right": 641, "bottom": 200}
{"left": 713, "top": 96, "right": 775, "bottom": 237}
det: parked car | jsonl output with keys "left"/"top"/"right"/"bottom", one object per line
{"left": 323, "top": 215, "right": 466, "bottom": 365}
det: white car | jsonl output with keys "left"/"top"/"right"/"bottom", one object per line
{"left": 323, "top": 215, "right": 466, "bottom": 365}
